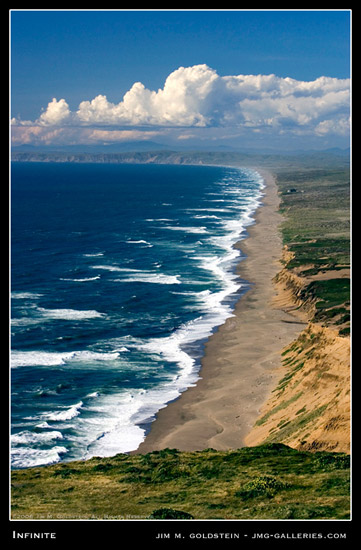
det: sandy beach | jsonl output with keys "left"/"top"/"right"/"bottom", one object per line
{"left": 135, "top": 169, "right": 306, "bottom": 453}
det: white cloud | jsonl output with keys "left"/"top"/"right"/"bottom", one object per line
{"left": 11, "top": 126, "right": 166, "bottom": 146}
{"left": 315, "top": 116, "right": 350, "bottom": 136}
{"left": 38, "top": 98, "right": 71, "bottom": 125}
{"left": 11, "top": 65, "right": 350, "bottom": 146}
{"left": 76, "top": 65, "right": 218, "bottom": 127}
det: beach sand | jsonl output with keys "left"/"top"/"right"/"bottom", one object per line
{"left": 135, "top": 169, "right": 307, "bottom": 453}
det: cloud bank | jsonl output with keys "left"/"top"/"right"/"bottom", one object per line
{"left": 12, "top": 64, "right": 350, "bottom": 146}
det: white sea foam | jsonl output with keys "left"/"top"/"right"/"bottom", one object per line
{"left": 11, "top": 351, "right": 74, "bottom": 367}
{"left": 60, "top": 276, "right": 101, "bottom": 282}
{"left": 115, "top": 273, "right": 181, "bottom": 285}
{"left": 37, "top": 307, "right": 105, "bottom": 320}
{"left": 11, "top": 349, "right": 120, "bottom": 368}
{"left": 91, "top": 264, "right": 181, "bottom": 284}
{"left": 11, "top": 292, "right": 43, "bottom": 300}
{"left": 145, "top": 218, "right": 173, "bottom": 222}
{"left": 41, "top": 401, "right": 84, "bottom": 422}
{"left": 185, "top": 208, "right": 233, "bottom": 213}
{"left": 91, "top": 264, "right": 132, "bottom": 272}
{"left": 126, "top": 239, "right": 153, "bottom": 247}
{"left": 86, "top": 391, "right": 100, "bottom": 398}
{"left": 11, "top": 446, "right": 68, "bottom": 468}
{"left": 83, "top": 252, "right": 104, "bottom": 257}
{"left": 83, "top": 386, "right": 183, "bottom": 458}
{"left": 163, "top": 225, "right": 209, "bottom": 234}
{"left": 12, "top": 305, "right": 104, "bottom": 328}
{"left": 193, "top": 214, "right": 221, "bottom": 220}
{"left": 11, "top": 430, "right": 63, "bottom": 445}
{"left": 35, "top": 422, "right": 52, "bottom": 429}
{"left": 11, "top": 317, "right": 41, "bottom": 327}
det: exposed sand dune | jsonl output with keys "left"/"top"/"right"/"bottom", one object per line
{"left": 245, "top": 322, "right": 350, "bottom": 453}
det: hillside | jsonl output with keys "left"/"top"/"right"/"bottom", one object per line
{"left": 11, "top": 444, "right": 350, "bottom": 520}
{"left": 245, "top": 167, "right": 350, "bottom": 453}
{"left": 11, "top": 149, "right": 350, "bottom": 171}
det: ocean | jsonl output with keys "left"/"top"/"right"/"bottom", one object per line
{"left": 10, "top": 161, "right": 264, "bottom": 468}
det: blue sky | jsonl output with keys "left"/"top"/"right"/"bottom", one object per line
{"left": 11, "top": 9, "right": 351, "bottom": 150}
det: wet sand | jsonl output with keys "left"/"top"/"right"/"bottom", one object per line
{"left": 135, "top": 169, "right": 306, "bottom": 453}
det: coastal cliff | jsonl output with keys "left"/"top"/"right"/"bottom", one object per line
{"left": 245, "top": 167, "right": 350, "bottom": 453}
{"left": 245, "top": 316, "right": 350, "bottom": 453}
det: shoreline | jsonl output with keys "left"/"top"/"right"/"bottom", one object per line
{"left": 135, "top": 169, "right": 306, "bottom": 453}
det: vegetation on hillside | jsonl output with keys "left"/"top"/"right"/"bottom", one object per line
{"left": 11, "top": 444, "right": 350, "bottom": 520}
{"left": 245, "top": 164, "right": 351, "bottom": 454}
{"left": 276, "top": 168, "right": 350, "bottom": 335}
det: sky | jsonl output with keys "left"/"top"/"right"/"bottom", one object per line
{"left": 10, "top": 9, "right": 351, "bottom": 151}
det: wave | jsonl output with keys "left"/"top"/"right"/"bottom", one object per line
{"left": 83, "top": 386, "right": 185, "bottom": 458}
{"left": 60, "top": 276, "right": 101, "bottom": 282}
{"left": 186, "top": 207, "right": 234, "bottom": 213}
{"left": 126, "top": 239, "right": 153, "bottom": 247}
{"left": 163, "top": 225, "right": 209, "bottom": 234}
{"left": 37, "top": 307, "right": 105, "bottom": 320}
{"left": 11, "top": 305, "right": 105, "bottom": 329}
{"left": 11, "top": 349, "right": 121, "bottom": 368}
{"left": 11, "top": 317, "right": 41, "bottom": 327}
{"left": 35, "top": 422, "right": 52, "bottom": 429}
{"left": 11, "top": 445, "right": 68, "bottom": 469}
{"left": 11, "top": 292, "right": 43, "bottom": 300}
{"left": 92, "top": 265, "right": 181, "bottom": 285}
{"left": 83, "top": 252, "right": 104, "bottom": 257}
{"left": 145, "top": 218, "right": 174, "bottom": 222}
{"left": 90, "top": 264, "right": 130, "bottom": 272}
{"left": 114, "top": 273, "right": 181, "bottom": 285}
{"left": 41, "top": 401, "right": 84, "bottom": 422}
{"left": 11, "top": 429, "right": 63, "bottom": 445}
{"left": 86, "top": 391, "right": 100, "bottom": 398}
{"left": 193, "top": 214, "right": 222, "bottom": 220}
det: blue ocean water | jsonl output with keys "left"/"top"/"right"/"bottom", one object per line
{"left": 11, "top": 162, "right": 264, "bottom": 468}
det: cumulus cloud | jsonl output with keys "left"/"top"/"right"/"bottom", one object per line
{"left": 11, "top": 64, "right": 350, "bottom": 145}
{"left": 39, "top": 98, "right": 71, "bottom": 125}
{"left": 75, "top": 65, "right": 218, "bottom": 127}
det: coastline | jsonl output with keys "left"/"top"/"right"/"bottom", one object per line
{"left": 135, "top": 169, "right": 306, "bottom": 453}
{"left": 11, "top": 165, "right": 351, "bottom": 523}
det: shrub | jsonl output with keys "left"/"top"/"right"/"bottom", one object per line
{"left": 315, "top": 453, "right": 350, "bottom": 470}
{"left": 149, "top": 508, "right": 194, "bottom": 519}
{"left": 236, "top": 475, "right": 290, "bottom": 500}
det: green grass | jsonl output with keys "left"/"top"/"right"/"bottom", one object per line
{"left": 11, "top": 444, "right": 350, "bottom": 520}
{"left": 255, "top": 392, "right": 303, "bottom": 426}
{"left": 305, "top": 279, "right": 350, "bottom": 308}
{"left": 278, "top": 170, "right": 350, "bottom": 261}
{"left": 262, "top": 405, "right": 329, "bottom": 445}
{"left": 276, "top": 167, "right": 350, "bottom": 333}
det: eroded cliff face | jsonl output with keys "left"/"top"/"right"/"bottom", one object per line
{"left": 245, "top": 247, "right": 350, "bottom": 454}
{"left": 245, "top": 322, "right": 350, "bottom": 453}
